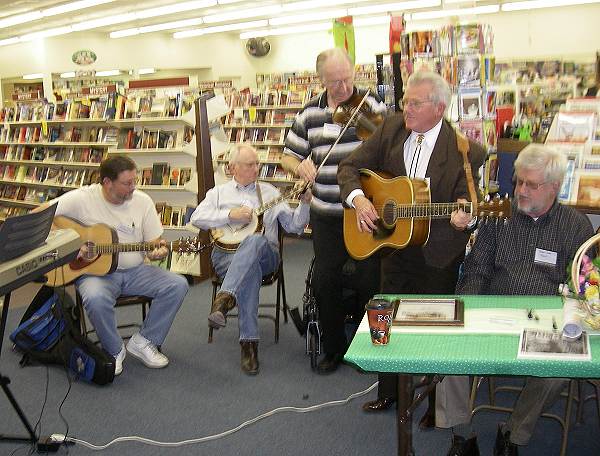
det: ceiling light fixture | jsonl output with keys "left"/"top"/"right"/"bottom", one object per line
{"left": 60, "top": 72, "right": 76, "bottom": 78}
{"left": 20, "top": 26, "right": 74, "bottom": 41}
{"left": 174, "top": 20, "right": 269, "bottom": 38}
{"left": 501, "top": 0, "right": 600, "bottom": 11}
{"left": 95, "top": 69, "right": 121, "bottom": 76}
{"left": 411, "top": 4, "right": 500, "bottom": 20}
{"left": 203, "top": 5, "right": 282, "bottom": 23}
{"left": 22, "top": 73, "right": 45, "bottom": 79}
{"left": 110, "top": 18, "right": 204, "bottom": 38}
{"left": 240, "top": 22, "right": 332, "bottom": 39}
{"left": 269, "top": 9, "right": 349, "bottom": 26}
{"left": 349, "top": 0, "right": 440, "bottom": 16}
{"left": 281, "top": 0, "right": 371, "bottom": 12}
{"left": 136, "top": 0, "right": 216, "bottom": 19}
{"left": 138, "top": 68, "right": 156, "bottom": 74}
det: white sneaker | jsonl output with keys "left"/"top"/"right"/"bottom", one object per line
{"left": 126, "top": 333, "right": 169, "bottom": 369}
{"left": 114, "top": 344, "right": 126, "bottom": 376}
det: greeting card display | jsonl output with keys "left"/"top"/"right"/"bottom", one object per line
{"left": 459, "top": 89, "right": 482, "bottom": 119}
{"left": 457, "top": 55, "right": 481, "bottom": 87}
{"left": 548, "top": 112, "right": 597, "bottom": 142}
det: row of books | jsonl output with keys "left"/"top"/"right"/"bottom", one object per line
{"left": 255, "top": 64, "right": 376, "bottom": 90}
{"left": 0, "top": 97, "right": 113, "bottom": 123}
{"left": 0, "top": 165, "right": 100, "bottom": 188}
{"left": 225, "top": 89, "right": 310, "bottom": 109}
{"left": 400, "top": 24, "right": 494, "bottom": 59}
{"left": 258, "top": 164, "right": 293, "bottom": 180}
{"left": 155, "top": 203, "right": 196, "bottom": 227}
{"left": 115, "top": 88, "right": 197, "bottom": 120}
{"left": 227, "top": 126, "right": 289, "bottom": 144}
{"left": 226, "top": 108, "right": 296, "bottom": 126}
{"left": 0, "top": 145, "right": 105, "bottom": 163}
{"left": 0, "top": 183, "right": 64, "bottom": 204}
{"left": 0, "top": 124, "right": 118, "bottom": 144}
{"left": 0, "top": 205, "right": 29, "bottom": 219}
{"left": 139, "top": 163, "right": 193, "bottom": 187}
{"left": 120, "top": 127, "right": 179, "bottom": 150}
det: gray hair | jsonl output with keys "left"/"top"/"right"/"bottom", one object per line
{"left": 406, "top": 71, "right": 451, "bottom": 110}
{"left": 228, "top": 143, "right": 256, "bottom": 165}
{"left": 514, "top": 143, "right": 567, "bottom": 184}
{"left": 316, "top": 48, "right": 353, "bottom": 78}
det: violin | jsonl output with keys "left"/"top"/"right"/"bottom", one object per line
{"left": 332, "top": 91, "right": 384, "bottom": 140}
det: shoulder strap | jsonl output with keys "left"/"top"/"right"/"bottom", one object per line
{"left": 455, "top": 128, "right": 480, "bottom": 215}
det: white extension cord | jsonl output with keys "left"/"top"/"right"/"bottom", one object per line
{"left": 54, "top": 381, "right": 378, "bottom": 450}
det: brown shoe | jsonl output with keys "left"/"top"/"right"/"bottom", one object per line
{"left": 208, "top": 292, "right": 236, "bottom": 329}
{"left": 240, "top": 341, "right": 259, "bottom": 375}
{"left": 362, "top": 397, "right": 396, "bottom": 412}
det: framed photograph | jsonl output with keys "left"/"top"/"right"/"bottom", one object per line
{"left": 518, "top": 329, "right": 590, "bottom": 361}
{"left": 393, "top": 298, "right": 464, "bottom": 326}
{"left": 573, "top": 172, "right": 600, "bottom": 207}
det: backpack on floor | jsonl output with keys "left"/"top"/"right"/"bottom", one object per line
{"left": 10, "top": 286, "right": 115, "bottom": 385}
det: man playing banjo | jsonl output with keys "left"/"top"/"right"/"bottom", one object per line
{"left": 190, "top": 144, "right": 311, "bottom": 375}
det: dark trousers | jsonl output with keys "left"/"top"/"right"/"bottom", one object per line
{"left": 310, "top": 210, "right": 381, "bottom": 356}
{"left": 377, "top": 250, "right": 461, "bottom": 399}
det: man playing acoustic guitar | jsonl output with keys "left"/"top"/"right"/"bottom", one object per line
{"left": 190, "top": 144, "right": 311, "bottom": 375}
{"left": 337, "top": 71, "right": 486, "bottom": 420}
{"left": 40, "top": 155, "right": 189, "bottom": 376}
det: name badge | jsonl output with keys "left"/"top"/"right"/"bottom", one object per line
{"left": 322, "top": 123, "right": 341, "bottom": 138}
{"left": 534, "top": 248, "right": 557, "bottom": 266}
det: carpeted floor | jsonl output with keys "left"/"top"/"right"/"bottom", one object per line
{"left": 1, "top": 237, "right": 599, "bottom": 455}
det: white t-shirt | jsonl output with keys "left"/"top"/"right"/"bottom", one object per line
{"left": 53, "top": 184, "right": 163, "bottom": 269}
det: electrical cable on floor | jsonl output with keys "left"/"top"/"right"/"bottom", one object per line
{"left": 61, "top": 381, "right": 378, "bottom": 450}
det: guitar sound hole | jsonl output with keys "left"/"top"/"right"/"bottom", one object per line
{"left": 381, "top": 201, "right": 396, "bottom": 229}
{"left": 82, "top": 241, "right": 96, "bottom": 261}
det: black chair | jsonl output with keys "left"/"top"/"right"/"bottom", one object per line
{"left": 75, "top": 291, "right": 152, "bottom": 342}
{"left": 208, "top": 229, "right": 288, "bottom": 344}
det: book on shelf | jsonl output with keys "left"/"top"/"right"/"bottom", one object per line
{"left": 169, "top": 168, "right": 180, "bottom": 186}
{"left": 151, "top": 162, "right": 170, "bottom": 186}
{"left": 457, "top": 55, "right": 482, "bottom": 87}
{"left": 518, "top": 328, "right": 590, "bottom": 361}
{"left": 141, "top": 168, "right": 153, "bottom": 185}
{"left": 179, "top": 168, "right": 192, "bottom": 186}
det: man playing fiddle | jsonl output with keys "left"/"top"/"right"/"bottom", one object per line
{"left": 337, "top": 71, "right": 486, "bottom": 415}
{"left": 282, "top": 48, "right": 387, "bottom": 374}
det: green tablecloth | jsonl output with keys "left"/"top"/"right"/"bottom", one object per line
{"left": 344, "top": 294, "right": 600, "bottom": 379}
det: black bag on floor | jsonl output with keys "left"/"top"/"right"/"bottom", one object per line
{"left": 10, "top": 286, "right": 115, "bottom": 385}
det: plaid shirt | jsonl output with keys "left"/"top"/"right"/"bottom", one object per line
{"left": 457, "top": 201, "right": 594, "bottom": 295}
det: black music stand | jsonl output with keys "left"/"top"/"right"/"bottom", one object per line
{"left": 0, "top": 205, "right": 76, "bottom": 452}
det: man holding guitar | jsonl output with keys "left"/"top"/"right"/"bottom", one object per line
{"left": 39, "top": 155, "right": 189, "bottom": 376}
{"left": 337, "top": 71, "right": 486, "bottom": 418}
{"left": 190, "top": 144, "right": 311, "bottom": 375}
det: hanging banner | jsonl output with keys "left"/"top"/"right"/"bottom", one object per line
{"left": 389, "top": 15, "right": 405, "bottom": 55}
{"left": 332, "top": 16, "right": 355, "bottom": 64}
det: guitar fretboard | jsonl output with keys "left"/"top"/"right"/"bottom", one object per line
{"left": 92, "top": 242, "right": 167, "bottom": 254}
{"left": 393, "top": 202, "right": 473, "bottom": 219}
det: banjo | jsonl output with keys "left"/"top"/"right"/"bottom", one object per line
{"left": 210, "top": 184, "right": 307, "bottom": 252}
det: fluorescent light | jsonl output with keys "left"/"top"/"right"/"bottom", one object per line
{"left": 138, "top": 68, "right": 156, "bottom": 74}
{"left": 20, "top": 26, "right": 73, "bottom": 41}
{"left": 110, "top": 18, "right": 205, "bottom": 38}
{"left": 109, "top": 28, "right": 139, "bottom": 38}
{"left": 269, "top": 9, "right": 349, "bottom": 26}
{"left": 60, "top": 72, "right": 76, "bottom": 78}
{"left": 349, "top": 0, "right": 440, "bottom": 15}
{"left": 282, "top": 0, "right": 370, "bottom": 12}
{"left": 174, "top": 20, "right": 268, "bottom": 38}
{"left": 0, "top": 12, "right": 43, "bottom": 29}
{"left": 445, "top": 0, "right": 483, "bottom": 3}
{"left": 43, "top": 0, "right": 115, "bottom": 17}
{"left": 354, "top": 15, "right": 393, "bottom": 26}
{"left": 136, "top": 0, "right": 216, "bottom": 19}
{"left": 217, "top": 0, "right": 246, "bottom": 3}
{"left": 203, "top": 5, "right": 282, "bottom": 23}
{"left": 95, "top": 70, "right": 121, "bottom": 76}
{"left": 240, "top": 22, "right": 332, "bottom": 39}
{"left": 0, "top": 37, "right": 20, "bottom": 46}
{"left": 23, "top": 73, "right": 44, "bottom": 79}
{"left": 412, "top": 4, "right": 500, "bottom": 20}
{"left": 502, "top": 0, "right": 600, "bottom": 11}
{"left": 72, "top": 13, "right": 136, "bottom": 31}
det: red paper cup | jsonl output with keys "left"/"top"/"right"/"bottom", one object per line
{"left": 365, "top": 298, "right": 394, "bottom": 345}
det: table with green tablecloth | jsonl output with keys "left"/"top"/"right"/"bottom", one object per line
{"left": 344, "top": 294, "right": 600, "bottom": 456}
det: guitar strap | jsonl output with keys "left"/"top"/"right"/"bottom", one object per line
{"left": 455, "top": 128, "right": 480, "bottom": 216}
{"left": 255, "top": 181, "right": 264, "bottom": 206}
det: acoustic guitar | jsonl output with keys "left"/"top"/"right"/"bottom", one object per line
{"left": 343, "top": 169, "right": 512, "bottom": 260}
{"left": 210, "top": 183, "right": 308, "bottom": 252}
{"left": 45, "top": 216, "right": 205, "bottom": 286}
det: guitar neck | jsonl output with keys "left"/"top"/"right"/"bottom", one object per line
{"left": 93, "top": 241, "right": 172, "bottom": 254}
{"left": 256, "top": 186, "right": 304, "bottom": 216}
{"left": 395, "top": 202, "right": 472, "bottom": 219}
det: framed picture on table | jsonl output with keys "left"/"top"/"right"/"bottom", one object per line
{"left": 393, "top": 298, "right": 464, "bottom": 326}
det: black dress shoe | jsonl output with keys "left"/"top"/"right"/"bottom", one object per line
{"left": 316, "top": 353, "right": 343, "bottom": 374}
{"left": 447, "top": 435, "right": 480, "bottom": 456}
{"left": 240, "top": 341, "right": 259, "bottom": 375}
{"left": 208, "top": 292, "right": 236, "bottom": 329}
{"left": 362, "top": 397, "right": 396, "bottom": 412}
{"left": 493, "top": 426, "right": 518, "bottom": 456}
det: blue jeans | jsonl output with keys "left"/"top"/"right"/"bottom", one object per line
{"left": 211, "top": 235, "right": 279, "bottom": 341}
{"left": 76, "top": 264, "right": 189, "bottom": 356}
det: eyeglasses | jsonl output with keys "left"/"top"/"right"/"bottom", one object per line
{"left": 515, "top": 178, "right": 547, "bottom": 190}
{"left": 323, "top": 77, "right": 353, "bottom": 88}
{"left": 401, "top": 98, "right": 433, "bottom": 110}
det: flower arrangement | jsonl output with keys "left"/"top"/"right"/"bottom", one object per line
{"left": 566, "top": 233, "right": 600, "bottom": 329}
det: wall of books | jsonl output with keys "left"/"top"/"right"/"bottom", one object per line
{"left": 545, "top": 98, "right": 600, "bottom": 211}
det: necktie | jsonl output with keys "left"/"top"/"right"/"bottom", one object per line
{"left": 409, "top": 134, "right": 425, "bottom": 178}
